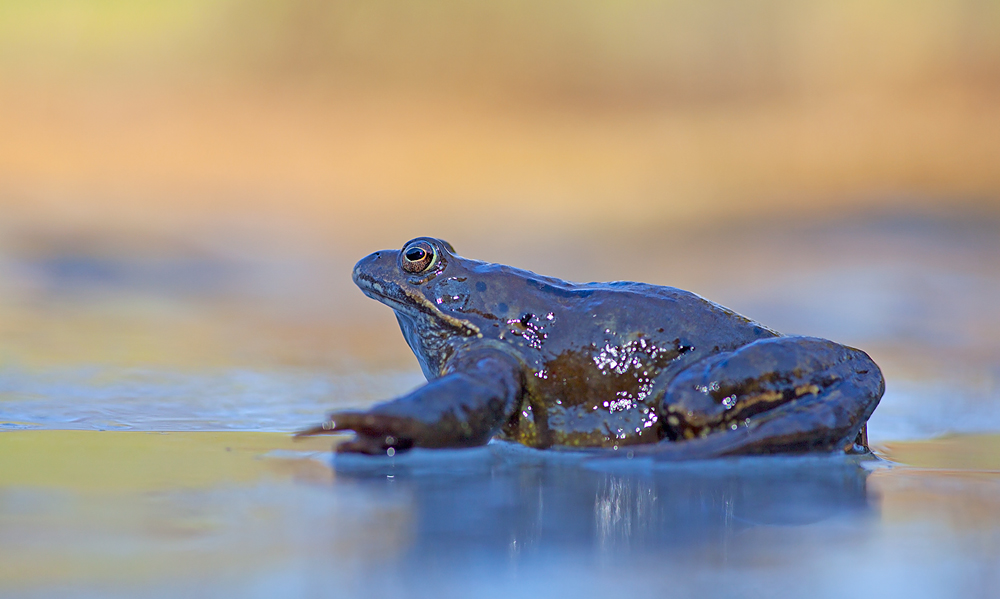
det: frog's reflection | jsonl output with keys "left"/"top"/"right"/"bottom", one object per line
{"left": 330, "top": 446, "right": 874, "bottom": 561}
{"left": 594, "top": 475, "right": 658, "bottom": 552}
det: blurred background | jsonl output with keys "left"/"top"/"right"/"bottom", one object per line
{"left": 1, "top": 0, "right": 999, "bottom": 438}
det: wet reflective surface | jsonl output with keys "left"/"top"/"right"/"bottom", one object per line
{"left": 3, "top": 434, "right": 1000, "bottom": 599}
{"left": 2, "top": 212, "right": 1000, "bottom": 598}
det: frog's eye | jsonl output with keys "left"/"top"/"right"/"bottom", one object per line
{"left": 401, "top": 241, "right": 436, "bottom": 273}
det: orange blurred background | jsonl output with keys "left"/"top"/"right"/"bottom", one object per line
{"left": 1, "top": 0, "right": 999, "bottom": 373}
{"left": 4, "top": 1, "right": 1000, "bottom": 233}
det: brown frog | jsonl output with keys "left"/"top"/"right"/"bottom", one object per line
{"left": 300, "top": 237, "right": 883, "bottom": 457}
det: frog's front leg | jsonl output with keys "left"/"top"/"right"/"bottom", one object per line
{"left": 298, "top": 349, "right": 523, "bottom": 454}
{"left": 657, "top": 336, "right": 883, "bottom": 457}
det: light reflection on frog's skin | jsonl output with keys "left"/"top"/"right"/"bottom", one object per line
{"left": 301, "top": 237, "right": 884, "bottom": 457}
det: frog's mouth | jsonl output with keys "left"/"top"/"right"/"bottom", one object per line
{"left": 354, "top": 273, "right": 481, "bottom": 338}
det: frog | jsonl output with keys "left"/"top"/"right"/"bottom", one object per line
{"left": 299, "top": 237, "right": 884, "bottom": 458}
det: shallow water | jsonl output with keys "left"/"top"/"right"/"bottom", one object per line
{"left": 2, "top": 211, "right": 1000, "bottom": 598}
{"left": 2, "top": 433, "right": 999, "bottom": 599}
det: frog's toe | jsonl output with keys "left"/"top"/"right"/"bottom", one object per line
{"left": 337, "top": 411, "right": 423, "bottom": 439}
{"left": 335, "top": 434, "right": 415, "bottom": 455}
{"left": 302, "top": 410, "right": 418, "bottom": 454}
{"left": 297, "top": 411, "right": 401, "bottom": 436}
{"left": 294, "top": 411, "right": 363, "bottom": 437}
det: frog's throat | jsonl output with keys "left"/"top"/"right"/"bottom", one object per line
{"left": 403, "top": 287, "right": 482, "bottom": 337}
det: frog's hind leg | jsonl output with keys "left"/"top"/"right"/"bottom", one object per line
{"left": 654, "top": 336, "right": 884, "bottom": 458}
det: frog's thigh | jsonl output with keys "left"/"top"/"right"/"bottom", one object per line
{"left": 660, "top": 336, "right": 884, "bottom": 454}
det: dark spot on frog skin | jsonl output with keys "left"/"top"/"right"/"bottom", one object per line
{"left": 475, "top": 281, "right": 487, "bottom": 292}
{"left": 497, "top": 302, "right": 508, "bottom": 314}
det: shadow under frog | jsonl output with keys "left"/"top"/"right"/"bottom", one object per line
{"left": 301, "top": 237, "right": 884, "bottom": 457}
{"left": 329, "top": 446, "right": 875, "bottom": 564}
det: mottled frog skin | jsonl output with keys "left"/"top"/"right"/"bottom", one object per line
{"left": 301, "top": 238, "right": 884, "bottom": 457}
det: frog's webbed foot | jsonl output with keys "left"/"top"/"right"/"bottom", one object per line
{"left": 297, "top": 350, "right": 523, "bottom": 455}
{"left": 656, "top": 336, "right": 884, "bottom": 457}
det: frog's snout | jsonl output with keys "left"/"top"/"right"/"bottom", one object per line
{"left": 352, "top": 249, "right": 401, "bottom": 293}
{"left": 353, "top": 251, "right": 379, "bottom": 281}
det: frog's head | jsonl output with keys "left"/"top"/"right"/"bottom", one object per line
{"left": 353, "top": 237, "right": 493, "bottom": 376}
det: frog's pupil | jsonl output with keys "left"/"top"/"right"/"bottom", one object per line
{"left": 406, "top": 248, "right": 426, "bottom": 261}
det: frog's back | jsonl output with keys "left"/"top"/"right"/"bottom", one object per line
{"left": 513, "top": 276, "right": 778, "bottom": 359}
{"left": 449, "top": 261, "right": 778, "bottom": 377}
